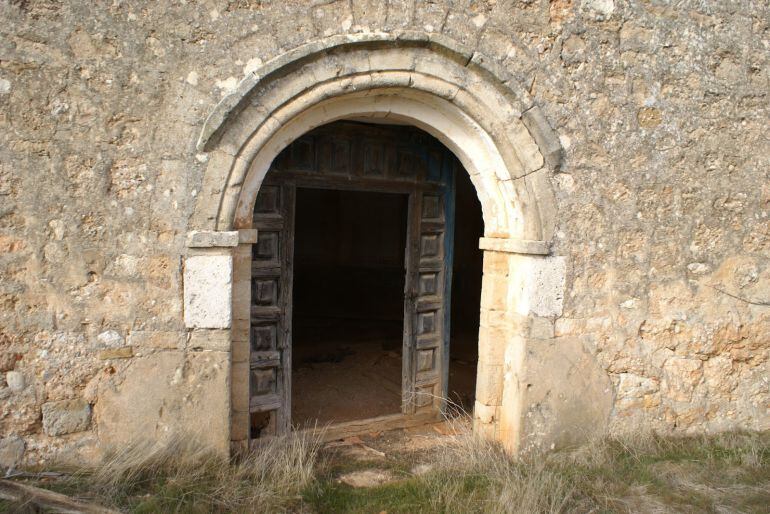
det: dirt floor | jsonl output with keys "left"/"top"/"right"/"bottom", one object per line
{"left": 291, "top": 327, "right": 478, "bottom": 427}
{"left": 292, "top": 338, "right": 403, "bottom": 426}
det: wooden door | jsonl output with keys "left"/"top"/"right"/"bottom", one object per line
{"left": 248, "top": 123, "right": 459, "bottom": 441}
{"left": 403, "top": 161, "right": 456, "bottom": 414}
{"left": 249, "top": 181, "right": 295, "bottom": 438}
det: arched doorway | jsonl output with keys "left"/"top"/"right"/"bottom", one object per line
{"left": 245, "top": 120, "right": 483, "bottom": 438}
{"left": 185, "top": 33, "right": 567, "bottom": 454}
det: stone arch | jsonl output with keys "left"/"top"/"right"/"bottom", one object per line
{"left": 186, "top": 32, "right": 573, "bottom": 453}
{"left": 191, "top": 31, "right": 562, "bottom": 245}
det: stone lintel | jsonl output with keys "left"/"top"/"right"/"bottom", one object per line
{"left": 479, "top": 237, "right": 550, "bottom": 255}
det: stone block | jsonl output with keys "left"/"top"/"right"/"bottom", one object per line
{"left": 94, "top": 351, "right": 230, "bottom": 455}
{"left": 42, "top": 399, "right": 92, "bottom": 436}
{"left": 474, "top": 401, "right": 498, "bottom": 424}
{"left": 231, "top": 317, "right": 250, "bottom": 342}
{"left": 188, "top": 329, "right": 230, "bottom": 352}
{"left": 96, "top": 330, "right": 124, "bottom": 348}
{"left": 482, "top": 250, "right": 510, "bottom": 275}
{"left": 186, "top": 230, "right": 239, "bottom": 248}
{"left": 517, "top": 337, "right": 612, "bottom": 451}
{"left": 475, "top": 363, "right": 503, "bottom": 405}
{"left": 232, "top": 279, "right": 251, "bottom": 314}
{"left": 480, "top": 274, "right": 508, "bottom": 311}
{"left": 478, "top": 326, "right": 507, "bottom": 365}
{"left": 184, "top": 254, "right": 233, "bottom": 329}
{"left": 232, "top": 339, "right": 249, "bottom": 364}
{"left": 0, "top": 436, "right": 25, "bottom": 469}
{"left": 128, "top": 331, "right": 183, "bottom": 349}
{"left": 5, "top": 371, "right": 24, "bottom": 391}
{"left": 231, "top": 361, "right": 250, "bottom": 412}
{"left": 511, "top": 255, "right": 566, "bottom": 318}
{"left": 0, "top": 352, "right": 18, "bottom": 372}
{"left": 98, "top": 347, "right": 134, "bottom": 360}
{"left": 231, "top": 411, "right": 249, "bottom": 442}
{"left": 238, "top": 229, "right": 258, "bottom": 244}
{"left": 530, "top": 316, "right": 555, "bottom": 339}
{"left": 521, "top": 106, "right": 563, "bottom": 171}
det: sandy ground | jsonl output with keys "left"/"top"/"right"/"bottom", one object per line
{"left": 292, "top": 333, "right": 478, "bottom": 426}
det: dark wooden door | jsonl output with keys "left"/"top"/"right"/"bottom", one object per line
{"left": 403, "top": 160, "right": 456, "bottom": 414}
{"left": 250, "top": 182, "right": 295, "bottom": 437}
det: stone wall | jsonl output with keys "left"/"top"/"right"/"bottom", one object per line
{"left": 1, "top": 0, "right": 767, "bottom": 464}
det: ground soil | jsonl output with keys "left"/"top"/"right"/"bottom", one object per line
{"left": 292, "top": 332, "right": 478, "bottom": 426}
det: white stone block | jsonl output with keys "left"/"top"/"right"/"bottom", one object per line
{"left": 184, "top": 254, "right": 233, "bottom": 329}
{"left": 512, "top": 255, "right": 566, "bottom": 318}
{"left": 6, "top": 371, "right": 25, "bottom": 392}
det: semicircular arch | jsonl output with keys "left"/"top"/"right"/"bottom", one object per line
{"left": 192, "top": 32, "right": 561, "bottom": 244}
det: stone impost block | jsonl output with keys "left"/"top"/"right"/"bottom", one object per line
{"left": 479, "top": 237, "right": 550, "bottom": 255}
{"left": 42, "top": 399, "right": 92, "bottom": 436}
{"left": 184, "top": 254, "right": 233, "bottom": 329}
{"left": 186, "top": 230, "right": 239, "bottom": 248}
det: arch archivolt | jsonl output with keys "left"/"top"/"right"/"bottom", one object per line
{"left": 186, "top": 32, "right": 568, "bottom": 453}
{"left": 192, "top": 33, "right": 561, "bottom": 243}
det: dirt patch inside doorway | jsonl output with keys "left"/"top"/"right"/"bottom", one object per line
{"left": 292, "top": 321, "right": 403, "bottom": 426}
{"left": 291, "top": 188, "right": 408, "bottom": 427}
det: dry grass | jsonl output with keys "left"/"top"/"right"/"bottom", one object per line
{"left": 2, "top": 422, "right": 768, "bottom": 513}
{"left": 304, "top": 404, "right": 769, "bottom": 514}
{"left": 48, "top": 430, "right": 323, "bottom": 513}
{"left": 413, "top": 424, "right": 770, "bottom": 514}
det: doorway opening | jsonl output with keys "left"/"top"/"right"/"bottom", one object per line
{"left": 291, "top": 187, "right": 409, "bottom": 426}
{"left": 448, "top": 168, "right": 483, "bottom": 412}
{"left": 247, "top": 120, "right": 486, "bottom": 438}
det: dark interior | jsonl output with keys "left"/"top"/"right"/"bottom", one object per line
{"left": 291, "top": 188, "right": 408, "bottom": 426}
{"left": 448, "top": 164, "right": 484, "bottom": 412}
{"left": 289, "top": 123, "right": 483, "bottom": 427}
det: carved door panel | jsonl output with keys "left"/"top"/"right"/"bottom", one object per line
{"left": 403, "top": 162, "right": 456, "bottom": 414}
{"left": 250, "top": 182, "right": 295, "bottom": 438}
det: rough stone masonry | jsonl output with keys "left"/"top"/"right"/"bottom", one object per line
{"left": 0, "top": 0, "right": 768, "bottom": 465}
